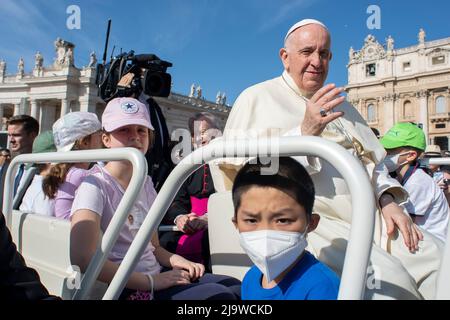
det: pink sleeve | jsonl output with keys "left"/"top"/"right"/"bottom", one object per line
{"left": 54, "top": 168, "right": 89, "bottom": 220}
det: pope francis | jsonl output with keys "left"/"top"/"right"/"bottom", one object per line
{"left": 210, "top": 19, "right": 443, "bottom": 299}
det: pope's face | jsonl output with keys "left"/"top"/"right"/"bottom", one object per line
{"left": 280, "top": 24, "right": 332, "bottom": 97}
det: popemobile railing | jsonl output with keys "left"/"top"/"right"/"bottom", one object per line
{"left": 1, "top": 148, "right": 147, "bottom": 300}
{"left": 4, "top": 141, "right": 449, "bottom": 300}
{"left": 420, "top": 157, "right": 450, "bottom": 300}
{"left": 104, "top": 136, "right": 377, "bottom": 300}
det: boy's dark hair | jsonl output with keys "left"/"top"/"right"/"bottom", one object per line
{"left": 440, "top": 165, "right": 450, "bottom": 174}
{"left": 232, "top": 157, "right": 315, "bottom": 217}
{"left": 7, "top": 115, "right": 39, "bottom": 135}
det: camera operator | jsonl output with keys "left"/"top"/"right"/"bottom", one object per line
{"left": 117, "top": 72, "right": 173, "bottom": 191}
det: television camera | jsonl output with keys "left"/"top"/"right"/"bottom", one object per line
{"left": 96, "top": 20, "right": 173, "bottom": 102}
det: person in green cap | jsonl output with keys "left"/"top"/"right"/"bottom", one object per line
{"left": 18, "top": 130, "right": 56, "bottom": 216}
{"left": 381, "top": 122, "right": 449, "bottom": 243}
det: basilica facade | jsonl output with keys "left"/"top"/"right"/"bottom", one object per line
{"left": 346, "top": 29, "right": 450, "bottom": 150}
{"left": 0, "top": 38, "right": 229, "bottom": 139}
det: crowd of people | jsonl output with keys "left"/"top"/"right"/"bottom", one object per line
{"left": 1, "top": 18, "right": 449, "bottom": 301}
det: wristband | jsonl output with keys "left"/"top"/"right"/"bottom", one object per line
{"left": 146, "top": 274, "right": 154, "bottom": 299}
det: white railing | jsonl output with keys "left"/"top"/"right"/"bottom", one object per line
{"left": 3, "top": 141, "right": 449, "bottom": 300}
{"left": 104, "top": 136, "right": 376, "bottom": 300}
{"left": 1, "top": 148, "right": 147, "bottom": 300}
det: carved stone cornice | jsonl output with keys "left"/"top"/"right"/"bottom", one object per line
{"left": 350, "top": 34, "right": 387, "bottom": 64}
{"left": 383, "top": 94, "right": 395, "bottom": 102}
{"left": 349, "top": 100, "right": 358, "bottom": 106}
{"left": 415, "top": 90, "right": 429, "bottom": 98}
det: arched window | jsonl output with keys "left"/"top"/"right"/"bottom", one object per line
{"left": 436, "top": 96, "right": 446, "bottom": 114}
{"left": 367, "top": 104, "right": 376, "bottom": 122}
{"left": 403, "top": 100, "right": 413, "bottom": 118}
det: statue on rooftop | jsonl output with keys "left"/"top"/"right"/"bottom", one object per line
{"left": 386, "top": 35, "right": 394, "bottom": 52}
{"left": 88, "top": 51, "right": 97, "bottom": 68}
{"left": 17, "top": 57, "right": 24, "bottom": 76}
{"left": 34, "top": 51, "right": 43, "bottom": 69}
{"left": 418, "top": 28, "right": 426, "bottom": 45}
{"left": 216, "top": 91, "right": 222, "bottom": 104}
{"left": 189, "top": 83, "right": 196, "bottom": 97}
{"left": 0, "top": 59, "right": 5, "bottom": 74}
{"left": 53, "top": 37, "right": 75, "bottom": 68}
{"left": 221, "top": 92, "right": 226, "bottom": 105}
{"left": 64, "top": 48, "right": 74, "bottom": 66}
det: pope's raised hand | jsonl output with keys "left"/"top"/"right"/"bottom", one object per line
{"left": 301, "top": 83, "right": 346, "bottom": 136}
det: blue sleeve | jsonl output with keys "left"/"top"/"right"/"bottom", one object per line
{"left": 241, "top": 269, "right": 255, "bottom": 300}
{"left": 306, "top": 280, "right": 339, "bottom": 300}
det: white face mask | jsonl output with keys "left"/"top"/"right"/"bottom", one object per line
{"left": 239, "top": 228, "right": 308, "bottom": 283}
{"left": 384, "top": 152, "right": 410, "bottom": 172}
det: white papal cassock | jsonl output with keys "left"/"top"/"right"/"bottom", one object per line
{"left": 210, "top": 71, "right": 443, "bottom": 299}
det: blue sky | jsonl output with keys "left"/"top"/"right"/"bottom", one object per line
{"left": 1, "top": 0, "right": 449, "bottom": 105}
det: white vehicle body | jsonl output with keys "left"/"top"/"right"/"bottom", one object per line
{"left": 2, "top": 137, "right": 449, "bottom": 299}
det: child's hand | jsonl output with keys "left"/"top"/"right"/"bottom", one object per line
{"left": 170, "top": 254, "right": 205, "bottom": 281}
{"left": 153, "top": 269, "right": 191, "bottom": 290}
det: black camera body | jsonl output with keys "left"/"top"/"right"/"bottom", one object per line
{"left": 96, "top": 50, "right": 172, "bottom": 102}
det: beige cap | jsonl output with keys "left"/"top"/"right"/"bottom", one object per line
{"left": 424, "top": 144, "right": 442, "bottom": 157}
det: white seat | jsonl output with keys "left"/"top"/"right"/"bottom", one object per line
{"left": 207, "top": 191, "right": 252, "bottom": 280}
{"left": 10, "top": 210, "right": 107, "bottom": 300}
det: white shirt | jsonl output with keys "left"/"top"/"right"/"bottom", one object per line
{"left": 404, "top": 168, "right": 449, "bottom": 243}
{"left": 19, "top": 175, "right": 55, "bottom": 216}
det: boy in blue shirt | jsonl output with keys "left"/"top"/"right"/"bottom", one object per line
{"left": 232, "top": 157, "right": 340, "bottom": 300}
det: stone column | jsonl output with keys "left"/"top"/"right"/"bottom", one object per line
{"left": 13, "top": 103, "right": 21, "bottom": 116}
{"left": 79, "top": 100, "right": 89, "bottom": 112}
{"left": 30, "top": 100, "right": 39, "bottom": 119}
{"left": 0, "top": 105, "right": 5, "bottom": 131}
{"left": 60, "top": 98, "right": 68, "bottom": 118}
{"left": 448, "top": 87, "right": 450, "bottom": 109}
{"left": 382, "top": 94, "right": 395, "bottom": 134}
{"left": 417, "top": 90, "right": 429, "bottom": 143}
{"left": 358, "top": 99, "right": 364, "bottom": 118}
{"left": 0, "top": 104, "right": 4, "bottom": 130}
